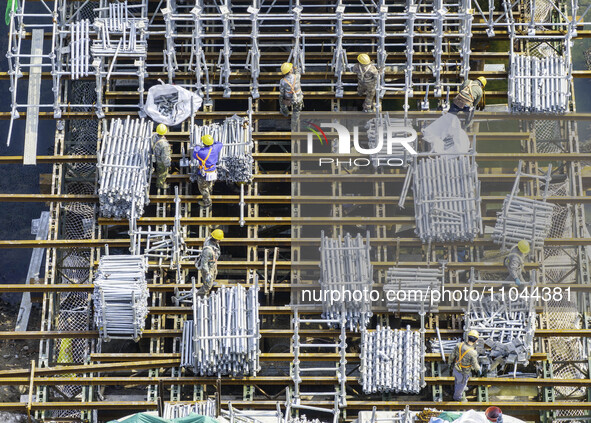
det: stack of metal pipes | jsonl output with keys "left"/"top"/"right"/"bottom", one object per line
{"left": 97, "top": 117, "right": 152, "bottom": 219}
{"left": 190, "top": 115, "right": 253, "bottom": 183}
{"left": 492, "top": 195, "right": 554, "bottom": 250}
{"left": 162, "top": 399, "right": 217, "bottom": 419}
{"left": 360, "top": 326, "right": 424, "bottom": 394}
{"left": 319, "top": 232, "right": 373, "bottom": 331}
{"left": 384, "top": 267, "right": 443, "bottom": 313}
{"left": 429, "top": 338, "right": 461, "bottom": 355}
{"left": 412, "top": 155, "right": 482, "bottom": 242}
{"left": 509, "top": 55, "right": 569, "bottom": 113}
{"left": 466, "top": 294, "right": 535, "bottom": 365}
{"left": 92, "top": 255, "right": 148, "bottom": 341}
{"left": 69, "top": 19, "right": 91, "bottom": 80}
{"left": 181, "top": 285, "right": 260, "bottom": 376}
{"left": 366, "top": 114, "right": 416, "bottom": 166}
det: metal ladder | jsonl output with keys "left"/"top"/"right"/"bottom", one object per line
{"left": 287, "top": 309, "right": 347, "bottom": 423}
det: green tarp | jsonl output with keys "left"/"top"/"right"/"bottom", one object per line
{"left": 109, "top": 412, "right": 219, "bottom": 423}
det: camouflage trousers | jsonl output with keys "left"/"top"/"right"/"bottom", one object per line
{"left": 197, "top": 265, "right": 217, "bottom": 296}
{"left": 155, "top": 163, "right": 169, "bottom": 189}
{"left": 281, "top": 99, "right": 304, "bottom": 132}
{"left": 197, "top": 175, "right": 214, "bottom": 206}
{"left": 358, "top": 84, "right": 377, "bottom": 112}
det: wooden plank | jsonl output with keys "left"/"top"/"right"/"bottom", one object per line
{"left": 23, "top": 29, "right": 44, "bottom": 165}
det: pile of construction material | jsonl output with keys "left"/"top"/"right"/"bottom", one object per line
{"left": 384, "top": 267, "right": 443, "bottom": 313}
{"left": 181, "top": 285, "right": 260, "bottom": 376}
{"left": 360, "top": 326, "right": 424, "bottom": 394}
{"left": 320, "top": 231, "right": 373, "bottom": 331}
{"left": 189, "top": 115, "right": 253, "bottom": 183}
{"left": 221, "top": 404, "right": 283, "bottom": 423}
{"left": 410, "top": 155, "right": 482, "bottom": 243}
{"left": 466, "top": 290, "right": 535, "bottom": 371}
{"left": 492, "top": 195, "right": 553, "bottom": 250}
{"left": 509, "top": 55, "right": 569, "bottom": 113}
{"left": 429, "top": 337, "right": 461, "bottom": 355}
{"left": 97, "top": 117, "right": 152, "bottom": 219}
{"left": 162, "top": 399, "right": 216, "bottom": 419}
{"left": 366, "top": 114, "right": 417, "bottom": 165}
{"left": 93, "top": 255, "right": 148, "bottom": 341}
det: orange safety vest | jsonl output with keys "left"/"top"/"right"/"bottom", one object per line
{"left": 456, "top": 342, "right": 474, "bottom": 369}
{"left": 196, "top": 146, "right": 216, "bottom": 173}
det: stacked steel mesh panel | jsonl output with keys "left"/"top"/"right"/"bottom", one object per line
{"left": 360, "top": 326, "right": 425, "bottom": 394}
{"left": 189, "top": 115, "right": 253, "bottom": 183}
{"left": 181, "top": 285, "right": 260, "bottom": 376}
{"left": 319, "top": 231, "right": 373, "bottom": 331}
{"left": 93, "top": 255, "right": 149, "bottom": 341}
{"left": 98, "top": 117, "right": 153, "bottom": 219}
{"left": 509, "top": 55, "right": 569, "bottom": 113}
{"left": 411, "top": 155, "right": 482, "bottom": 242}
{"left": 384, "top": 267, "right": 443, "bottom": 313}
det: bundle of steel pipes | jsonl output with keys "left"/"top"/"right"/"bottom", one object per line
{"left": 412, "top": 155, "right": 482, "bottom": 242}
{"left": 162, "top": 399, "right": 217, "bottom": 419}
{"left": 466, "top": 292, "right": 535, "bottom": 368}
{"left": 384, "top": 267, "right": 443, "bottom": 313}
{"left": 190, "top": 115, "right": 253, "bottom": 183}
{"left": 319, "top": 231, "right": 373, "bottom": 331}
{"left": 492, "top": 195, "right": 554, "bottom": 251}
{"left": 181, "top": 285, "right": 260, "bottom": 376}
{"left": 69, "top": 19, "right": 91, "bottom": 80}
{"left": 92, "top": 255, "right": 148, "bottom": 341}
{"left": 509, "top": 55, "right": 569, "bottom": 113}
{"left": 360, "top": 326, "right": 424, "bottom": 394}
{"left": 97, "top": 117, "right": 152, "bottom": 219}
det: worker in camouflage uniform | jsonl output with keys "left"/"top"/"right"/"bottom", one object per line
{"left": 193, "top": 134, "right": 223, "bottom": 208}
{"left": 449, "top": 76, "right": 487, "bottom": 125}
{"left": 195, "top": 229, "right": 223, "bottom": 296}
{"left": 504, "top": 240, "right": 530, "bottom": 286}
{"left": 279, "top": 62, "right": 304, "bottom": 132}
{"left": 153, "top": 124, "right": 172, "bottom": 189}
{"left": 352, "top": 53, "right": 380, "bottom": 113}
{"left": 448, "top": 330, "right": 481, "bottom": 402}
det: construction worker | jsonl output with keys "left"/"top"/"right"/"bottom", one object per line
{"left": 195, "top": 229, "right": 223, "bottom": 296}
{"left": 449, "top": 76, "right": 487, "bottom": 125}
{"left": 352, "top": 53, "right": 379, "bottom": 113}
{"left": 193, "top": 134, "right": 223, "bottom": 208}
{"left": 448, "top": 330, "right": 481, "bottom": 402}
{"left": 504, "top": 240, "right": 530, "bottom": 286}
{"left": 485, "top": 407, "right": 503, "bottom": 423}
{"left": 279, "top": 62, "right": 304, "bottom": 131}
{"left": 153, "top": 124, "right": 172, "bottom": 189}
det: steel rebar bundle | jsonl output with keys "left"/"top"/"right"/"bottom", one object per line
{"left": 509, "top": 55, "right": 569, "bottom": 113}
{"left": 366, "top": 114, "right": 416, "bottom": 166}
{"left": 411, "top": 155, "right": 482, "bottom": 242}
{"left": 319, "top": 231, "right": 373, "bottom": 331}
{"left": 181, "top": 285, "right": 260, "bottom": 377}
{"left": 384, "top": 267, "right": 443, "bottom": 313}
{"left": 162, "top": 399, "right": 217, "bottom": 419}
{"left": 92, "top": 255, "right": 148, "bottom": 341}
{"left": 97, "top": 117, "right": 152, "bottom": 219}
{"left": 360, "top": 326, "right": 425, "bottom": 394}
{"left": 189, "top": 115, "right": 253, "bottom": 183}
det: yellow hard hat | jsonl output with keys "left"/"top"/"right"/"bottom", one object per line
{"left": 357, "top": 53, "right": 371, "bottom": 65}
{"left": 281, "top": 62, "right": 293, "bottom": 75}
{"left": 201, "top": 134, "right": 214, "bottom": 146}
{"left": 211, "top": 229, "right": 224, "bottom": 240}
{"left": 467, "top": 330, "right": 480, "bottom": 339}
{"left": 517, "top": 240, "right": 530, "bottom": 254}
{"left": 477, "top": 76, "right": 487, "bottom": 87}
{"left": 156, "top": 124, "right": 168, "bottom": 136}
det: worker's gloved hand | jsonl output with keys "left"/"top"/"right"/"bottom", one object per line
{"left": 515, "top": 278, "right": 522, "bottom": 286}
